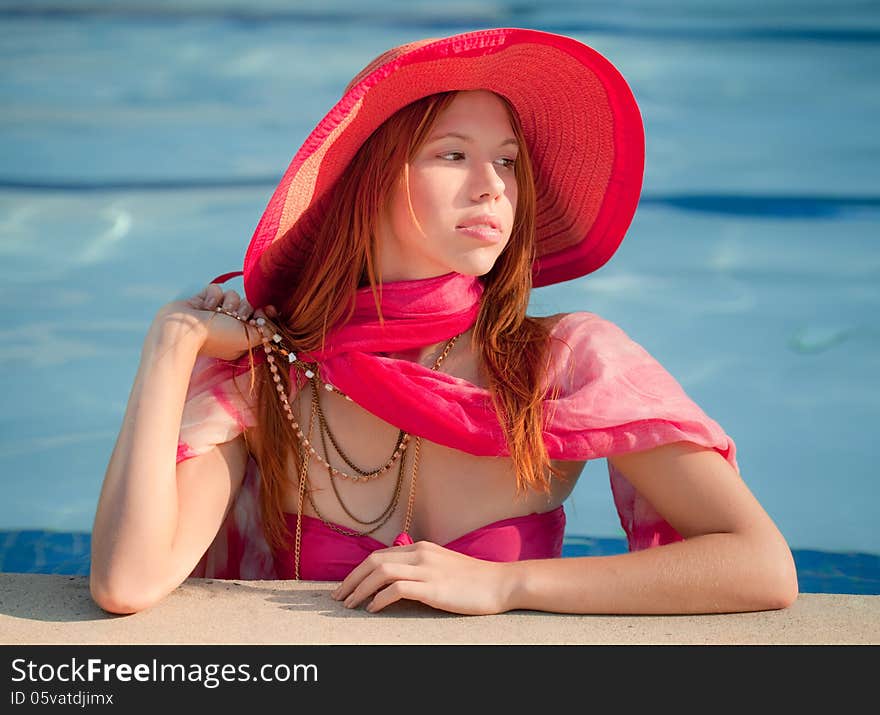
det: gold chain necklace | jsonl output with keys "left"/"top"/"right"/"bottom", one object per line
{"left": 315, "top": 383, "right": 407, "bottom": 530}
{"left": 291, "top": 333, "right": 459, "bottom": 579}
{"left": 315, "top": 393, "right": 409, "bottom": 478}
{"left": 209, "top": 305, "right": 459, "bottom": 580}
{"left": 302, "top": 388, "right": 407, "bottom": 537}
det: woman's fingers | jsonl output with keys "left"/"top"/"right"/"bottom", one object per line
{"left": 203, "top": 283, "right": 224, "bottom": 309}
{"left": 179, "top": 285, "right": 282, "bottom": 358}
{"left": 366, "top": 581, "right": 431, "bottom": 613}
{"left": 187, "top": 285, "right": 261, "bottom": 319}
{"left": 187, "top": 283, "right": 224, "bottom": 310}
{"left": 339, "top": 561, "right": 423, "bottom": 610}
{"left": 237, "top": 299, "right": 255, "bottom": 320}
{"left": 219, "top": 289, "right": 241, "bottom": 312}
{"left": 332, "top": 545, "right": 422, "bottom": 603}
{"left": 251, "top": 307, "right": 272, "bottom": 328}
{"left": 330, "top": 543, "right": 508, "bottom": 615}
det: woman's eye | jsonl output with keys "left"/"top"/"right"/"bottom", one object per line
{"left": 438, "top": 152, "right": 516, "bottom": 170}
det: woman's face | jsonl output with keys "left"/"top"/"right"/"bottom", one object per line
{"left": 376, "top": 90, "right": 519, "bottom": 282}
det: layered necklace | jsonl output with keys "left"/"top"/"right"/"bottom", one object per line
{"left": 215, "top": 305, "right": 458, "bottom": 579}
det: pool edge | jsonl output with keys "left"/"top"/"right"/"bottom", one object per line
{"left": 1, "top": 573, "right": 877, "bottom": 645}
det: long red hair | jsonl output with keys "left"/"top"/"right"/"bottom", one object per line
{"left": 244, "top": 91, "right": 562, "bottom": 552}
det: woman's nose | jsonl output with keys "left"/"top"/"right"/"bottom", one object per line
{"left": 471, "top": 162, "right": 506, "bottom": 201}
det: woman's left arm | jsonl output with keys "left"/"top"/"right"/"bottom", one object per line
{"left": 333, "top": 441, "right": 798, "bottom": 615}
{"left": 504, "top": 440, "right": 798, "bottom": 614}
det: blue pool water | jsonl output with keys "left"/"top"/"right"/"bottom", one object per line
{"left": 3, "top": 530, "right": 878, "bottom": 596}
{"left": 0, "top": 1, "right": 878, "bottom": 594}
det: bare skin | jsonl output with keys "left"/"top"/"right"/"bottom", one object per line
{"left": 89, "top": 286, "right": 265, "bottom": 613}
{"left": 283, "top": 321, "right": 581, "bottom": 549}
{"left": 88, "top": 284, "right": 579, "bottom": 614}
{"left": 90, "top": 283, "right": 796, "bottom": 616}
{"left": 90, "top": 90, "right": 798, "bottom": 615}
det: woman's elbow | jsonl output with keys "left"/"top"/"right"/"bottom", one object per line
{"left": 755, "top": 540, "right": 799, "bottom": 611}
{"left": 89, "top": 573, "right": 163, "bottom": 615}
{"left": 772, "top": 562, "right": 799, "bottom": 610}
{"left": 759, "top": 574, "right": 798, "bottom": 611}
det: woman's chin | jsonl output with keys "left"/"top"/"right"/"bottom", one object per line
{"left": 450, "top": 256, "right": 504, "bottom": 278}
{"left": 377, "top": 254, "right": 502, "bottom": 282}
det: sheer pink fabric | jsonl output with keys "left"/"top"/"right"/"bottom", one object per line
{"left": 177, "top": 358, "right": 275, "bottom": 579}
{"left": 176, "top": 355, "right": 257, "bottom": 463}
{"left": 179, "top": 271, "right": 738, "bottom": 579}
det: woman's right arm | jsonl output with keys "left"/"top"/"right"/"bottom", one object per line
{"left": 89, "top": 289, "right": 265, "bottom": 614}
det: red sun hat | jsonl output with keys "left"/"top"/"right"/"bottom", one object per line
{"left": 235, "top": 27, "right": 645, "bottom": 309}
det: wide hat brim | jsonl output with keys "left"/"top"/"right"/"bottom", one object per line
{"left": 242, "top": 27, "right": 645, "bottom": 308}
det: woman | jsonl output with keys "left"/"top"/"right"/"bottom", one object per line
{"left": 90, "top": 28, "right": 798, "bottom": 616}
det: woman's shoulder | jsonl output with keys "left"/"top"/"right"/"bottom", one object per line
{"left": 533, "top": 310, "right": 626, "bottom": 341}
{"left": 532, "top": 310, "right": 654, "bottom": 381}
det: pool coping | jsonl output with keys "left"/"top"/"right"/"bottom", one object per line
{"left": 1, "top": 573, "right": 878, "bottom": 645}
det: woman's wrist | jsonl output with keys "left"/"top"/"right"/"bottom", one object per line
{"left": 497, "top": 560, "right": 530, "bottom": 612}
{"left": 146, "top": 304, "right": 207, "bottom": 358}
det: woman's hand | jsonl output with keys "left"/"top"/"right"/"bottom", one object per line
{"left": 330, "top": 541, "right": 514, "bottom": 615}
{"left": 154, "top": 284, "right": 279, "bottom": 362}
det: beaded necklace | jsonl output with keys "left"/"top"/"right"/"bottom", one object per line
{"left": 213, "top": 305, "right": 458, "bottom": 579}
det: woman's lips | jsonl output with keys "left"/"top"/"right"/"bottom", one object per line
{"left": 456, "top": 225, "right": 504, "bottom": 243}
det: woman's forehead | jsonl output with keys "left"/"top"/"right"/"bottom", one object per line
{"left": 428, "top": 91, "right": 516, "bottom": 137}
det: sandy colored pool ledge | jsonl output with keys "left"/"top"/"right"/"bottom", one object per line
{"left": 0, "top": 573, "right": 877, "bottom": 645}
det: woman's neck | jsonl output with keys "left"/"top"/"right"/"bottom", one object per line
{"left": 383, "top": 327, "right": 472, "bottom": 367}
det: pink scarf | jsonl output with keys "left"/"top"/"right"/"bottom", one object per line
{"left": 296, "top": 271, "right": 735, "bottom": 458}
{"left": 291, "top": 271, "right": 736, "bottom": 551}
{"left": 199, "top": 270, "right": 738, "bottom": 559}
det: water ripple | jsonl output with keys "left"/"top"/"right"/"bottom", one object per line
{"left": 786, "top": 324, "right": 879, "bottom": 354}
{"left": 3, "top": 184, "right": 877, "bottom": 221}
{"left": 0, "top": 6, "right": 878, "bottom": 43}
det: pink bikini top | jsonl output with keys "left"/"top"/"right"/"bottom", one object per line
{"left": 273, "top": 505, "right": 566, "bottom": 581}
